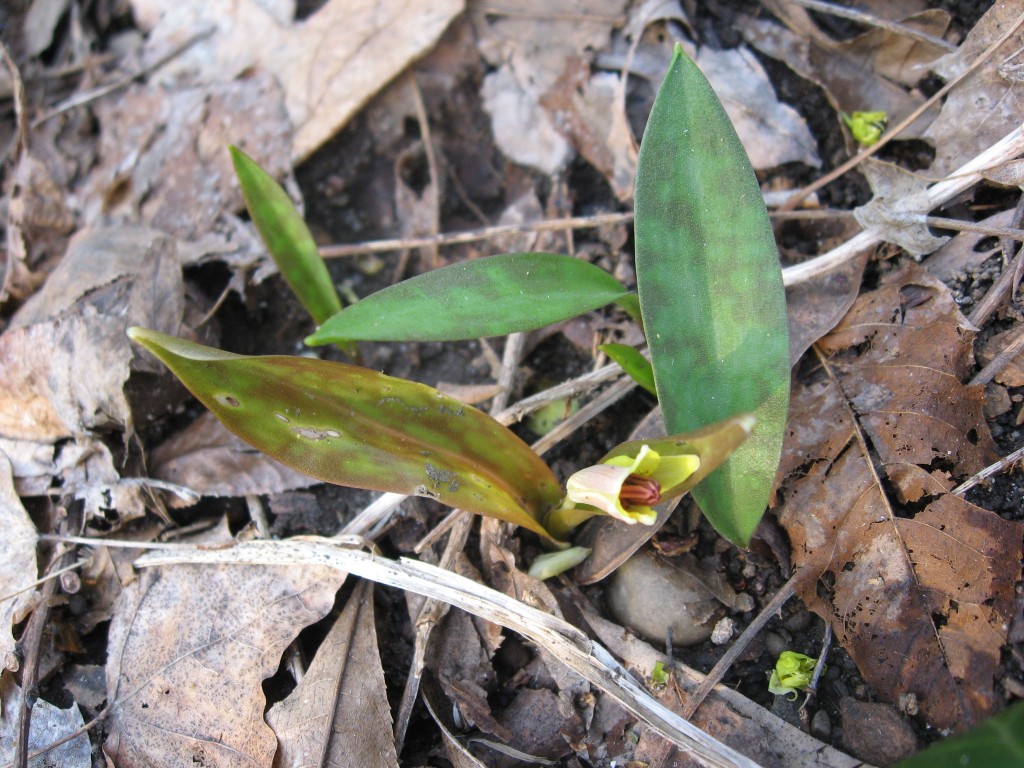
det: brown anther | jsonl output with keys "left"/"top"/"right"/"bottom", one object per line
{"left": 618, "top": 474, "right": 661, "bottom": 507}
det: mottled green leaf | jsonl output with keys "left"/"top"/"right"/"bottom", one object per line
{"left": 599, "top": 343, "right": 656, "bottom": 395}
{"left": 634, "top": 45, "right": 790, "bottom": 546}
{"left": 895, "top": 701, "right": 1024, "bottom": 768}
{"left": 305, "top": 253, "right": 631, "bottom": 345}
{"left": 127, "top": 327, "right": 563, "bottom": 542}
{"left": 600, "top": 413, "right": 756, "bottom": 499}
{"left": 230, "top": 146, "right": 342, "bottom": 325}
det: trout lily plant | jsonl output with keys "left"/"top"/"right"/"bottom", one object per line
{"left": 129, "top": 45, "right": 789, "bottom": 570}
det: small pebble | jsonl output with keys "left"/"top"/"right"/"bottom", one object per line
{"left": 711, "top": 617, "right": 735, "bottom": 645}
{"left": 839, "top": 698, "right": 917, "bottom": 765}
{"left": 764, "top": 631, "right": 789, "bottom": 659}
{"left": 811, "top": 709, "right": 832, "bottom": 740}
{"left": 605, "top": 552, "right": 720, "bottom": 646}
{"left": 783, "top": 608, "right": 811, "bottom": 633}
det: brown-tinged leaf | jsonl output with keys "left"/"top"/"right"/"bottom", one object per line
{"left": 0, "top": 678, "right": 91, "bottom": 767}
{"left": 104, "top": 561, "right": 346, "bottom": 767}
{"left": 0, "top": 454, "right": 38, "bottom": 672}
{"left": 267, "top": 580, "right": 398, "bottom": 768}
{"left": 924, "top": 1, "right": 1024, "bottom": 176}
{"left": 130, "top": 0, "right": 463, "bottom": 162}
{"left": 0, "top": 313, "right": 133, "bottom": 442}
{"left": 776, "top": 340, "right": 1020, "bottom": 731}
{"left": 151, "top": 411, "right": 320, "bottom": 507}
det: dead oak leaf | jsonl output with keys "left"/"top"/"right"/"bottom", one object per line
{"left": 267, "top": 580, "right": 398, "bottom": 768}
{"left": 104, "top": 561, "right": 345, "bottom": 767}
{"left": 776, "top": 267, "right": 1019, "bottom": 731}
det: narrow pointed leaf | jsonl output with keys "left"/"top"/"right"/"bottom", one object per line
{"left": 599, "top": 343, "right": 656, "bottom": 395}
{"left": 230, "top": 146, "right": 342, "bottom": 325}
{"left": 634, "top": 45, "right": 790, "bottom": 546}
{"left": 305, "top": 253, "right": 631, "bottom": 345}
{"left": 127, "top": 328, "right": 563, "bottom": 541}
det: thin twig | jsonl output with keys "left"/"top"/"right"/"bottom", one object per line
{"left": 806, "top": 620, "right": 833, "bottom": 699}
{"left": 787, "top": 0, "right": 956, "bottom": 52}
{"left": 394, "top": 512, "right": 475, "bottom": 752}
{"left": 951, "top": 445, "right": 1024, "bottom": 496}
{"left": 779, "top": 10, "right": 1024, "bottom": 212}
{"left": 783, "top": 124, "right": 1024, "bottom": 286}
{"left": 970, "top": 326, "right": 1024, "bottom": 386}
{"left": 31, "top": 28, "right": 216, "bottom": 126}
{"left": 319, "top": 212, "right": 634, "bottom": 259}
{"left": 680, "top": 575, "right": 798, "bottom": 719}
{"left": 927, "top": 215, "right": 1024, "bottom": 242}
{"left": 490, "top": 333, "right": 526, "bottom": 416}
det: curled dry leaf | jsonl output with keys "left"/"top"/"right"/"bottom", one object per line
{"left": 0, "top": 454, "right": 38, "bottom": 672}
{"left": 775, "top": 266, "right": 1020, "bottom": 731}
{"left": 854, "top": 160, "right": 950, "bottom": 257}
{"left": 104, "top": 561, "right": 345, "bottom": 767}
{"left": 151, "top": 411, "right": 320, "bottom": 507}
{"left": 267, "top": 580, "right": 398, "bottom": 768}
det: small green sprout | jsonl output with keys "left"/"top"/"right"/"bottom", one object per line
{"left": 527, "top": 546, "right": 592, "bottom": 580}
{"left": 768, "top": 651, "right": 817, "bottom": 700}
{"left": 650, "top": 661, "right": 671, "bottom": 688}
{"left": 842, "top": 110, "right": 888, "bottom": 147}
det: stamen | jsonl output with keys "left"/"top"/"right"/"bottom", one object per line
{"left": 618, "top": 475, "right": 661, "bottom": 507}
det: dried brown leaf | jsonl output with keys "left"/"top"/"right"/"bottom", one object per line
{"left": 854, "top": 160, "right": 950, "bottom": 256}
{"left": 82, "top": 74, "right": 291, "bottom": 238}
{"left": 475, "top": 0, "right": 628, "bottom": 175}
{"left": 151, "top": 411, "right": 320, "bottom": 506}
{"left": 925, "top": 1, "right": 1024, "bottom": 176}
{"left": 786, "top": 247, "right": 869, "bottom": 364}
{"left": 12, "top": 227, "right": 171, "bottom": 328}
{"left": 0, "top": 313, "right": 133, "bottom": 442}
{"left": 0, "top": 454, "right": 38, "bottom": 672}
{"left": 835, "top": 9, "right": 951, "bottom": 87}
{"left": 924, "top": 208, "right": 1012, "bottom": 282}
{"left": 267, "top": 580, "right": 398, "bottom": 768}
{"left": 131, "top": 0, "right": 463, "bottom": 162}
{"left": 742, "top": 15, "right": 937, "bottom": 139}
{"left": 817, "top": 266, "right": 997, "bottom": 475}
{"left": 0, "top": 678, "right": 91, "bottom": 767}
{"left": 776, "top": 268, "right": 1020, "bottom": 730}
{"left": 104, "top": 561, "right": 345, "bottom": 767}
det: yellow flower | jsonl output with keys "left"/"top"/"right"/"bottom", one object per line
{"left": 564, "top": 445, "right": 700, "bottom": 525}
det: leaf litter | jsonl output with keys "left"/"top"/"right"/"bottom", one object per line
{"left": 3, "top": 0, "right": 1024, "bottom": 766}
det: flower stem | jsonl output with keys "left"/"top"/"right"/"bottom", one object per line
{"left": 542, "top": 502, "right": 598, "bottom": 541}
